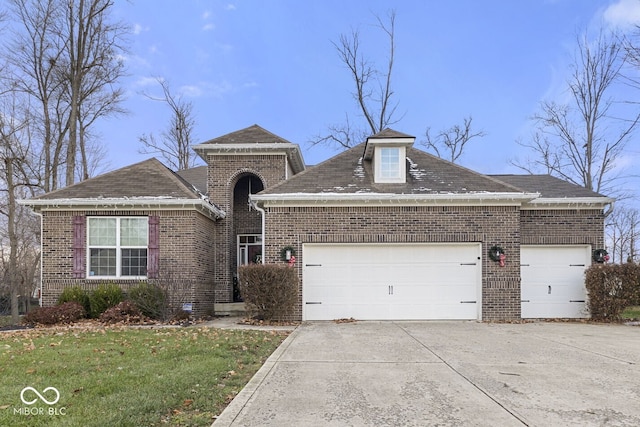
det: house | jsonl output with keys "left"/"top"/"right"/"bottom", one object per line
{"left": 20, "top": 125, "right": 613, "bottom": 321}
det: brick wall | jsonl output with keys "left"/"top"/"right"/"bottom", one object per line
{"left": 262, "top": 205, "right": 523, "bottom": 321}
{"left": 40, "top": 209, "right": 216, "bottom": 316}
{"left": 206, "top": 154, "right": 287, "bottom": 302}
{"left": 520, "top": 209, "right": 604, "bottom": 247}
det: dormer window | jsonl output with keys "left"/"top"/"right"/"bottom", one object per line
{"left": 363, "top": 129, "right": 416, "bottom": 184}
{"left": 375, "top": 146, "right": 406, "bottom": 183}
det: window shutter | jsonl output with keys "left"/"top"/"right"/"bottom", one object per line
{"left": 148, "top": 216, "right": 160, "bottom": 278}
{"left": 72, "top": 216, "right": 86, "bottom": 278}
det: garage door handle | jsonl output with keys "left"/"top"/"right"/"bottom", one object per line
{"left": 569, "top": 264, "right": 585, "bottom": 267}
{"left": 460, "top": 301, "right": 476, "bottom": 304}
{"left": 521, "top": 300, "right": 530, "bottom": 303}
{"left": 460, "top": 263, "right": 477, "bottom": 266}
{"left": 305, "top": 264, "right": 322, "bottom": 267}
{"left": 305, "top": 302, "right": 322, "bottom": 305}
{"left": 570, "top": 300, "right": 585, "bottom": 303}
{"left": 521, "top": 264, "right": 530, "bottom": 267}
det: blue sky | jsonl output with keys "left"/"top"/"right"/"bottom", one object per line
{"left": 102, "top": 0, "right": 640, "bottom": 197}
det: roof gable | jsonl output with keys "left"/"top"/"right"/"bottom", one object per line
{"left": 35, "top": 158, "right": 200, "bottom": 200}
{"left": 194, "top": 124, "right": 305, "bottom": 174}
{"left": 198, "top": 124, "right": 294, "bottom": 145}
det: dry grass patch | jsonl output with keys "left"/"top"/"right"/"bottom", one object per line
{"left": 0, "top": 326, "right": 288, "bottom": 426}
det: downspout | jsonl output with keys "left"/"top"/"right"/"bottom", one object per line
{"left": 250, "top": 198, "right": 266, "bottom": 265}
{"left": 603, "top": 200, "right": 614, "bottom": 218}
{"left": 33, "top": 210, "right": 43, "bottom": 307}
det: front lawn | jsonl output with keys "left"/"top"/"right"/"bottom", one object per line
{"left": 622, "top": 306, "right": 640, "bottom": 320}
{"left": 0, "top": 326, "right": 288, "bottom": 426}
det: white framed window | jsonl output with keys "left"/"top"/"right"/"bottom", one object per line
{"left": 88, "top": 217, "right": 148, "bottom": 278}
{"left": 375, "top": 146, "right": 406, "bottom": 183}
{"left": 237, "top": 234, "right": 262, "bottom": 266}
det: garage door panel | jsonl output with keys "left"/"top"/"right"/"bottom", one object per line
{"left": 303, "top": 243, "right": 481, "bottom": 321}
{"left": 521, "top": 245, "right": 590, "bottom": 319}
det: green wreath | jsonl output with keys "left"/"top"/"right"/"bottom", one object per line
{"left": 592, "top": 249, "right": 609, "bottom": 263}
{"left": 488, "top": 246, "right": 505, "bottom": 262}
{"left": 280, "top": 246, "right": 296, "bottom": 261}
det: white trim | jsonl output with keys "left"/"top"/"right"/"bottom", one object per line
{"left": 521, "top": 197, "right": 614, "bottom": 210}
{"left": 375, "top": 146, "right": 406, "bottom": 183}
{"left": 87, "top": 216, "right": 149, "bottom": 280}
{"left": 252, "top": 192, "right": 540, "bottom": 207}
{"left": 18, "top": 198, "right": 225, "bottom": 219}
{"left": 193, "top": 142, "right": 305, "bottom": 174}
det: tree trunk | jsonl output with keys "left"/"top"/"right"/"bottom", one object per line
{"left": 5, "top": 157, "right": 21, "bottom": 324}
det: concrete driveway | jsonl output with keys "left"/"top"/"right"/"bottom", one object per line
{"left": 213, "top": 321, "right": 640, "bottom": 427}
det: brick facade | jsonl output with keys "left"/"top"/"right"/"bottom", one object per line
{"left": 520, "top": 209, "right": 604, "bottom": 247}
{"left": 256, "top": 205, "right": 605, "bottom": 321}
{"left": 40, "top": 209, "right": 216, "bottom": 316}
{"left": 206, "top": 154, "right": 289, "bottom": 302}
{"left": 260, "top": 205, "right": 523, "bottom": 321}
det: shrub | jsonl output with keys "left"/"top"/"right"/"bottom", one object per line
{"left": 89, "top": 283, "right": 124, "bottom": 318}
{"left": 99, "top": 301, "right": 147, "bottom": 324}
{"left": 128, "top": 282, "right": 168, "bottom": 320}
{"left": 586, "top": 263, "right": 640, "bottom": 321}
{"left": 238, "top": 264, "right": 298, "bottom": 321}
{"left": 23, "top": 302, "right": 86, "bottom": 325}
{"left": 58, "top": 286, "right": 90, "bottom": 313}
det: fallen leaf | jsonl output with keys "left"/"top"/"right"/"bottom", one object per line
{"left": 183, "top": 399, "right": 193, "bottom": 407}
{"left": 0, "top": 405, "right": 10, "bottom": 410}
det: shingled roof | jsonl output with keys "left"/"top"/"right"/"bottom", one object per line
{"left": 193, "top": 124, "right": 305, "bottom": 174}
{"left": 490, "top": 174, "right": 608, "bottom": 199}
{"left": 258, "top": 143, "right": 524, "bottom": 196}
{"left": 176, "top": 165, "right": 208, "bottom": 194}
{"left": 34, "top": 158, "right": 199, "bottom": 200}
{"left": 22, "top": 158, "right": 224, "bottom": 218}
{"left": 198, "top": 124, "right": 295, "bottom": 145}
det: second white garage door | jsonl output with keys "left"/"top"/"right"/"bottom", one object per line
{"left": 303, "top": 243, "right": 481, "bottom": 321}
{"left": 521, "top": 245, "right": 591, "bottom": 318}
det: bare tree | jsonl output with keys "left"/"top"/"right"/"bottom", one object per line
{"left": 310, "top": 10, "right": 400, "bottom": 149}
{"left": 0, "top": 95, "right": 39, "bottom": 324}
{"left": 138, "top": 77, "right": 198, "bottom": 171}
{"left": 422, "top": 116, "right": 486, "bottom": 163}
{"left": 513, "top": 29, "right": 639, "bottom": 196}
{"left": 6, "top": 0, "right": 127, "bottom": 190}
{"left": 607, "top": 205, "right": 639, "bottom": 263}
{"left": 7, "top": 0, "right": 67, "bottom": 192}
{"left": 59, "top": 0, "right": 128, "bottom": 186}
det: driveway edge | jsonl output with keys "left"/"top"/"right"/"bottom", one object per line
{"left": 212, "top": 326, "right": 301, "bottom": 426}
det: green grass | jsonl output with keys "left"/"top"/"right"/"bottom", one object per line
{"left": 622, "top": 306, "right": 640, "bottom": 320}
{"left": 0, "top": 316, "right": 14, "bottom": 328}
{"left": 0, "top": 326, "right": 288, "bottom": 426}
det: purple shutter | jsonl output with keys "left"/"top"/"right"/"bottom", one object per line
{"left": 147, "top": 216, "right": 160, "bottom": 278}
{"left": 72, "top": 216, "right": 86, "bottom": 278}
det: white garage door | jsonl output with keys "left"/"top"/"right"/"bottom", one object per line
{"left": 521, "top": 245, "right": 591, "bottom": 318}
{"left": 303, "top": 243, "right": 481, "bottom": 321}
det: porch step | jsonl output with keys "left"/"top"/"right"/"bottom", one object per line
{"left": 214, "top": 302, "right": 246, "bottom": 316}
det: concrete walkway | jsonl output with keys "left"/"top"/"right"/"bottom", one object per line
{"left": 212, "top": 321, "right": 640, "bottom": 427}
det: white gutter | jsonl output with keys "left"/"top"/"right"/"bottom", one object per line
{"left": 18, "top": 198, "right": 226, "bottom": 219}
{"left": 521, "top": 196, "right": 614, "bottom": 210}
{"left": 251, "top": 192, "right": 540, "bottom": 206}
{"left": 250, "top": 200, "right": 266, "bottom": 265}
